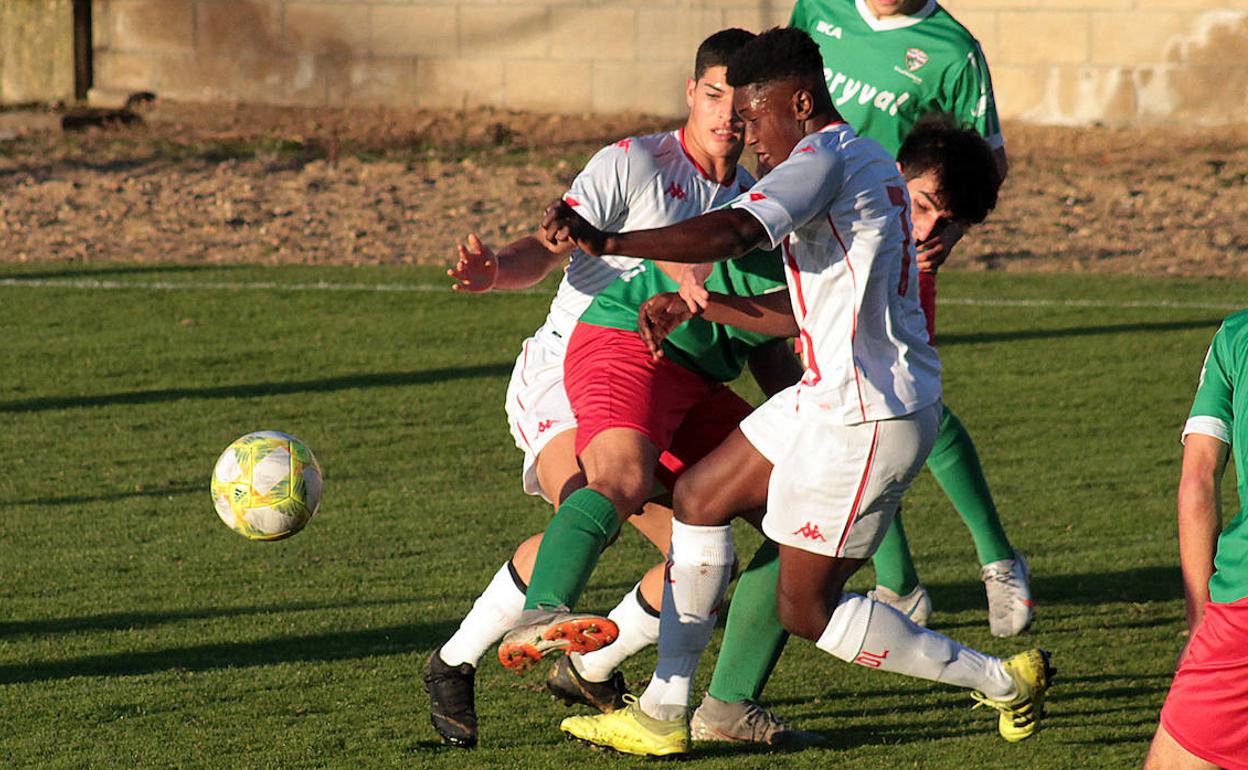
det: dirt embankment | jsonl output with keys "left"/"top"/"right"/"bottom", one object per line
{"left": 1, "top": 102, "right": 1245, "bottom": 276}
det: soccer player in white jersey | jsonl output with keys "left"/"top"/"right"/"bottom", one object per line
{"left": 542, "top": 28, "right": 1053, "bottom": 756}
{"left": 424, "top": 29, "right": 788, "bottom": 749}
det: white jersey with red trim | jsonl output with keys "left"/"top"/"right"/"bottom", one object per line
{"left": 730, "top": 122, "right": 940, "bottom": 424}
{"left": 535, "top": 129, "right": 755, "bottom": 350}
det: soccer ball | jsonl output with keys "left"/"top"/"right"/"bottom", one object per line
{"left": 210, "top": 431, "right": 322, "bottom": 541}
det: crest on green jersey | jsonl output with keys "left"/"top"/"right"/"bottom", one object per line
{"left": 905, "top": 47, "right": 928, "bottom": 71}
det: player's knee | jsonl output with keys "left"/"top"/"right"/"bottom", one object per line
{"left": 671, "top": 473, "right": 729, "bottom": 526}
{"left": 588, "top": 474, "right": 653, "bottom": 520}
{"left": 775, "top": 584, "right": 826, "bottom": 641}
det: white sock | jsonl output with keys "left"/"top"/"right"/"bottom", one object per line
{"left": 816, "top": 592, "right": 1016, "bottom": 699}
{"left": 638, "top": 521, "right": 735, "bottom": 721}
{"left": 573, "top": 581, "right": 660, "bottom": 682}
{"left": 439, "top": 561, "right": 526, "bottom": 667}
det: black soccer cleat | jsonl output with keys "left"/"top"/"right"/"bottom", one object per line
{"left": 545, "top": 654, "right": 629, "bottom": 713}
{"left": 424, "top": 651, "right": 478, "bottom": 748}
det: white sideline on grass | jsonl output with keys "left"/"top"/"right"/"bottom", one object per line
{"left": 0, "top": 277, "right": 1242, "bottom": 311}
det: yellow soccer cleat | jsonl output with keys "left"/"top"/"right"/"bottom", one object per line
{"left": 560, "top": 695, "right": 690, "bottom": 757}
{"left": 972, "top": 648, "right": 1055, "bottom": 742}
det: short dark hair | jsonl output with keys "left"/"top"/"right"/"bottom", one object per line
{"left": 726, "top": 27, "right": 826, "bottom": 96}
{"left": 694, "top": 29, "right": 756, "bottom": 80}
{"left": 897, "top": 114, "right": 1001, "bottom": 225}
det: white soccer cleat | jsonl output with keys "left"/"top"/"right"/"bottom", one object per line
{"left": 867, "top": 583, "right": 932, "bottom": 627}
{"left": 981, "top": 550, "right": 1034, "bottom": 637}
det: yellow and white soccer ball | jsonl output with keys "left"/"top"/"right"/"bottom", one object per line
{"left": 211, "top": 431, "right": 323, "bottom": 541}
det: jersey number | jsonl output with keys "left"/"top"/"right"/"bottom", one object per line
{"left": 887, "top": 186, "right": 913, "bottom": 297}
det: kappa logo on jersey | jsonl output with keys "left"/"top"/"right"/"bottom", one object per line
{"left": 905, "top": 47, "right": 929, "bottom": 72}
{"left": 749, "top": 192, "right": 767, "bottom": 201}
{"left": 815, "top": 20, "right": 843, "bottom": 39}
{"left": 536, "top": 419, "right": 557, "bottom": 434}
{"left": 665, "top": 181, "right": 687, "bottom": 200}
{"left": 854, "top": 648, "right": 890, "bottom": 668}
{"left": 798, "top": 145, "right": 817, "bottom": 154}
{"left": 793, "top": 522, "right": 827, "bottom": 541}
{"left": 616, "top": 138, "right": 632, "bottom": 152}
{"left": 564, "top": 195, "right": 581, "bottom": 207}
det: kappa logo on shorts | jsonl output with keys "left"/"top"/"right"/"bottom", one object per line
{"left": 665, "top": 181, "right": 687, "bottom": 200}
{"left": 793, "top": 522, "right": 827, "bottom": 541}
{"left": 564, "top": 195, "right": 580, "bottom": 207}
{"left": 536, "top": 419, "right": 557, "bottom": 434}
{"left": 749, "top": 192, "right": 767, "bottom": 202}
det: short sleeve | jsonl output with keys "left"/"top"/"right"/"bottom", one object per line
{"left": 563, "top": 140, "right": 633, "bottom": 231}
{"left": 943, "top": 42, "right": 1003, "bottom": 151}
{"left": 728, "top": 138, "right": 843, "bottom": 249}
{"left": 1184, "top": 326, "right": 1234, "bottom": 445}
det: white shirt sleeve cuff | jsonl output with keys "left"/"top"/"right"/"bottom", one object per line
{"left": 732, "top": 199, "right": 792, "bottom": 251}
{"left": 1181, "top": 415, "right": 1231, "bottom": 445}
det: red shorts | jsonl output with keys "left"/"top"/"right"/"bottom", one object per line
{"left": 564, "top": 323, "right": 752, "bottom": 487}
{"left": 1160, "top": 596, "right": 1248, "bottom": 770}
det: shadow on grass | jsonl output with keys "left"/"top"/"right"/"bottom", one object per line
{"left": 0, "top": 596, "right": 418, "bottom": 639}
{"left": 0, "top": 481, "right": 200, "bottom": 509}
{"left": 918, "top": 564, "right": 1184, "bottom": 614}
{"left": 0, "top": 617, "right": 457, "bottom": 685}
{"left": 941, "top": 318, "right": 1222, "bottom": 347}
{"left": 0, "top": 363, "right": 513, "bottom": 414}
{"left": 0, "top": 263, "right": 243, "bottom": 282}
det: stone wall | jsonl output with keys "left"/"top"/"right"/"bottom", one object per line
{"left": 74, "top": 0, "right": 1248, "bottom": 124}
{"left": 1, "top": 0, "right": 75, "bottom": 104}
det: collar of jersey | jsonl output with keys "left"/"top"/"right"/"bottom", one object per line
{"left": 678, "top": 127, "right": 736, "bottom": 187}
{"left": 854, "top": 0, "right": 937, "bottom": 31}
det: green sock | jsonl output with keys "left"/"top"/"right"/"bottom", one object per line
{"left": 523, "top": 488, "right": 621, "bottom": 611}
{"left": 927, "top": 405, "right": 1014, "bottom": 565}
{"left": 706, "top": 540, "right": 789, "bottom": 704}
{"left": 872, "top": 512, "right": 921, "bottom": 595}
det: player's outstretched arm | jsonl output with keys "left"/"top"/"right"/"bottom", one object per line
{"left": 541, "top": 200, "right": 765, "bottom": 263}
{"left": 638, "top": 290, "right": 798, "bottom": 358}
{"left": 1176, "top": 433, "right": 1228, "bottom": 642}
{"left": 448, "top": 232, "right": 573, "bottom": 292}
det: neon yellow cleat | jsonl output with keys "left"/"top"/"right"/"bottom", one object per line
{"left": 560, "top": 695, "right": 690, "bottom": 757}
{"left": 972, "top": 648, "right": 1055, "bottom": 742}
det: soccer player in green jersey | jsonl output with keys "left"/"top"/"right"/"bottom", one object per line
{"left": 789, "top": 0, "right": 1031, "bottom": 640}
{"left": 1146, "top": 312, "right": 1248, "bottom": 770}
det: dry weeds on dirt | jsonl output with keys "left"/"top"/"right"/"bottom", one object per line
{"left": 0, "top": 101, "right": 1245, "bottom": 276}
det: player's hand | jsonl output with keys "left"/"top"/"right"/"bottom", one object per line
{"left": 915, "top": 225, "right": 963, "bottom": 273}
{"left": 638, "top": 292, "right": 695, "bottom": 359}
{"left": 676, "top": 263, "right": 712, "bottom": 313}
{"left": 540, "top": 199, "right": 607, "bottom": 256}
{"left": 448, "top": 233, "right": 499, "bottom": 292}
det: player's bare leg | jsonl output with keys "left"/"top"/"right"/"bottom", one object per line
{"left": 428, "top": 429, "right": 669, "bottom": 745}
{"left": 561, "top": 430, "right": 769, "bottom": 755}
{"left": 499, "top": 428, "right": 661, "bottom": 670}
{"left": 1144, "top": 724, "right": 1220, "bottom": 770}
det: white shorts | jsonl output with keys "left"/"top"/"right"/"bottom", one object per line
{"left": 741, "top": 386, "right": 941, "bottom": 559}
{"left": 504, "top": 331, "right": 576, "bottom": 503}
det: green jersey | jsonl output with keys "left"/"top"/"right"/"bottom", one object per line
{"left": 579, "top": 249, "right": 787, "bottom": 383}
{"left": 790, "top": 0, "right": 1002, "bottom": 156}
{"left": 1188, "top": 309, "right": 1248, "bottom": 603}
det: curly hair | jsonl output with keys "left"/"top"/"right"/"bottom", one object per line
{"left": 726, "top": 27, "right": 825, "bottom": 94}
{"left": 897, "top": 113, "right": 1001, "bottom": 225}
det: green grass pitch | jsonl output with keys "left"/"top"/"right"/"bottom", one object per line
{"left": 0, "top": 262, "right": 1241, "bottom": 769}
